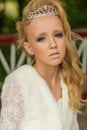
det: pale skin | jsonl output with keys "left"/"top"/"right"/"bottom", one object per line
{"left": 24, "top": 16, "right": 66, "bottom": 100}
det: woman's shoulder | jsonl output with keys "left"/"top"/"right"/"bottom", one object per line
{"left": 1, "top": 65, "right": 35, "bottom": 98}
{"left": 8, "top": 64, "right": 33, "bottom": 76}
{"left": 5, "top": 65, "right": 34, "bottom": 81}
{"left": 4, "top": 64, "right": 42, "bottom": 87}
{"left": 2, "top": 65, "right": 33, "bottom": 89}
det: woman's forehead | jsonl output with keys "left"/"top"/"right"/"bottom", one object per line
{"left": 26, "top": 15, "right": 63, "bottom": 33}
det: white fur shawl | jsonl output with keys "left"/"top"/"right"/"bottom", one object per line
{"left": 1, "top": 65, "right": 74, "bottom": 130}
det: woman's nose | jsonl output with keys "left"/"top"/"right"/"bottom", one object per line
{"left": 49, "top": 37, "right": 57, "bottom": 49}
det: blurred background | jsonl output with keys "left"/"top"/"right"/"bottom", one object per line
{"left": 0, "top": 0, "right": 87, "bottom": 129}
{"left": 0, "top": 0, "right": 87, "bottom": 34}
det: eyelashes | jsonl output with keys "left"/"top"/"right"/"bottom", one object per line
{"left": 37, "top": 37, "right": 46, "bottom": 42}
{"left": 55, "top": 33, "right": 63, "bottom": 38}
{"left": 36, "top": 32, "right": 64, "bottom": 42}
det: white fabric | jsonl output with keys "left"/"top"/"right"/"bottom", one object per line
{"left": 56, "top": 99, "right": 79, "bottom": 130}
{"left": 0, "top": 85, "right": 24, "bottom": 130}
{"left": 0, "top": 65, "right": 79, "bottom": 130}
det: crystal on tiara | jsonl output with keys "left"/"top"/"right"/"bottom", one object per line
{"left": 24, "top": 5, "right": 58, "bottom": 20}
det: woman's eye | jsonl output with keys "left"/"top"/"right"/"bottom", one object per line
{"left": 37, "top": 37, "right": 46, "bottom": 42}
{"left": 55, "top": 33, "right": 63, "bottom": 38}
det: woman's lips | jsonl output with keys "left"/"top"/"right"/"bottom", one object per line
{"left": 49, "top": 52, "right": 60, "bottom": 58}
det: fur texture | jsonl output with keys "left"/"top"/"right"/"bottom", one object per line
{"left": 1, "top": 65, "right": 74, "bottom": 130}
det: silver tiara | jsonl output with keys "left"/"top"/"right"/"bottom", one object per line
{"left": 24, "top": 5, "right": 58, "bottom": 20}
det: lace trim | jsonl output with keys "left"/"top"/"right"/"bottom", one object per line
{"left": 0, "top": 85, "right": 24, "bottom": 130}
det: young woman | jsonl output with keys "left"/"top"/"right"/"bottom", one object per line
{"left": 0, "top": 0, "right": 86, "bottom": 130}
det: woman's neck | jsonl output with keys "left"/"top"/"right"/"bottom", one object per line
{"left": 33, "top": 63, "right": 60, "bottom": 86}
{"left": 33, "top": 63, "right": 62, "bottom": 101}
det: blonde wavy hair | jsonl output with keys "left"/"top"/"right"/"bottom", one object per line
{"left": 16, "top": 0, "right": 86, "bottom": 112}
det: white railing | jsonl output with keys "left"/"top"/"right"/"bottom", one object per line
{"left": 0, "top": 44, "right": 31, "bottom": 74}
{"left": 78, "top": 37, "right": 87, "bottom": 73}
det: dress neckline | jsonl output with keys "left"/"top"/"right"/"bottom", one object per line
{"left": 56, "top": 98, "right": 62, "bottom": 103}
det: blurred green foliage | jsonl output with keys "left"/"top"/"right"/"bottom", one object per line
{"left": 0, "top": 0, "right": 87, "bottom": 34}
{"left": 60, "top": 0, "right": 87, "bottom": 28}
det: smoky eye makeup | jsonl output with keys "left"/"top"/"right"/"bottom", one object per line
{"left": 36, "top": 36, "right": 46, "bottom": 42}
{"left": 54, "top": 32, "right": 64, "bottom": 38}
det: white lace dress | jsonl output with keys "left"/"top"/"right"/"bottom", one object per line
{"left": 57, "top": 99, "right": 79, "bottom": 130}
{"left": 0, "top": 85, "right": 24, "bottom": 130}
{"left": 0, "top": 84, "right": 79, "bottom": 130}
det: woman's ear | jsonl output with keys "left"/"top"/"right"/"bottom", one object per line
{"left": 23, "top": 42, "right": 34, "bottom": 55}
